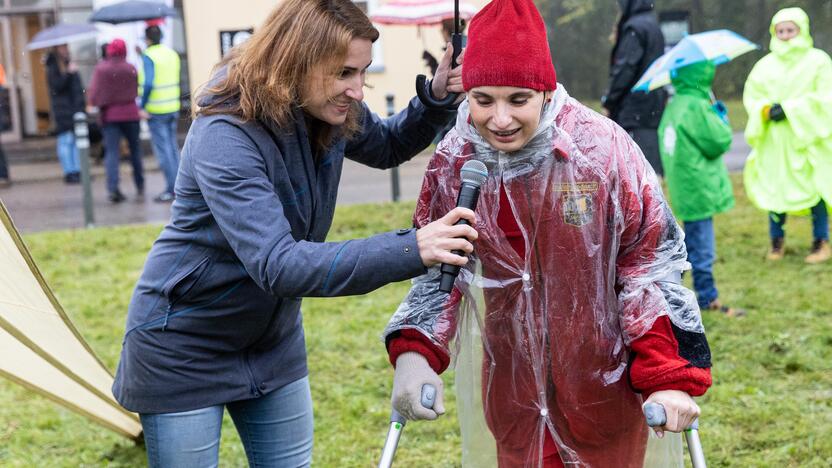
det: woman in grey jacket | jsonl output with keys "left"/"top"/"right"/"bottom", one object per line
{"left": 112, "top": 0, "right": 475, "bottom": 465}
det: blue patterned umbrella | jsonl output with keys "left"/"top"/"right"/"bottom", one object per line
{"left": 633, "top": 29, "right": 759, "bottom": 92}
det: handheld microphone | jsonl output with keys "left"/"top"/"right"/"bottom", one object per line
{"left": 439, "top": 160, "right": 488, "bottom": 293}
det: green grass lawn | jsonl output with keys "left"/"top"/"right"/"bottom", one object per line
{"left": 1, "top": 174, "right": 830, "bottom": 467}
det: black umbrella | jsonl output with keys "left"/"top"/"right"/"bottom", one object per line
{"left": 414, "top": 1, "right": 463, "bottom": 108}
{"left": 89, "top": 0, "right": 178, "bottom": 24}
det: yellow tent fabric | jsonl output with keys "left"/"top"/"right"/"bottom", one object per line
{"left": 0, "top": 199, "right": 141, "bottom": 440}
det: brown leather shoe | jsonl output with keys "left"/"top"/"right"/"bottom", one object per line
{"left": 805, "top": 239, "right": 831, "bottom": 264}
{"left": 706, "top": 299, "right": 746, "bottom": 317}
{"left": 767, "top": 237, "right": 785, "bottom": 261}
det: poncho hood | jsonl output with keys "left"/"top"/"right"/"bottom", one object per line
{"left": 769, "top": 7, "right": 812, "bottom": 57}
{"left": 671, "top": 61, "right": 715, "bottom": 100}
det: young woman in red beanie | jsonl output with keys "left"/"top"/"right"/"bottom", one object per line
{"left": 383, "top": 0, "right": 712, "bottom": 466}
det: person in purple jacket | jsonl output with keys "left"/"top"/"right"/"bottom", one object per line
{"left": 88, "top": 38, "right": 144, "bottom": 203}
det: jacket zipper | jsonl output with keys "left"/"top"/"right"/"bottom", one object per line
{"left": 160, "top": 257, "right": 210, "bottom": 331}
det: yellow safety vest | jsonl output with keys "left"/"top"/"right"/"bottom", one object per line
{"left": 138, "top": 44, "right": 181, "bottom": 114}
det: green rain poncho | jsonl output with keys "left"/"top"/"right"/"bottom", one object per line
{"left": 659, "top": 61, "right": 734, "bottom": 222}
{"left": 743, "top": 7, "right": 832, "bottom": 214}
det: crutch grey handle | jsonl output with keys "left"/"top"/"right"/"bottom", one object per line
{"left": 643, "top": 402, "right": 706, "bottom": 468}
{"left": 390, "top": 383, "right": 436, "bottom": 423}
{"left": 379, "top": 384, "right": 436, "bottom": 468}
{"left": 643, "top": 402, "right": 699, "bottom": 430}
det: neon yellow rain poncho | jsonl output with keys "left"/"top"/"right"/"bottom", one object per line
{"left": 743, "top": 7, "right": 832, "bottom": 214}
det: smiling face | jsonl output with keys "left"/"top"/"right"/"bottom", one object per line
{"left": 775, "top": 21, "right": 800, "bottom": 41}
{"left": 300, "top": 38, "right": 372, "bottom": 126}
{"left": 467, "top": 86, "right": 548, "bottom": 153}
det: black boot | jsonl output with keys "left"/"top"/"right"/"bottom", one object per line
{"left": 108, "top": 190, "right": 126, "bottom": 203}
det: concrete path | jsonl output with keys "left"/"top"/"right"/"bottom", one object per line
{"left": 0, "top": 132, "right": 750, "bottom": 233}
{"left": 724, "top": 131, "right": 751, "bottom": 173}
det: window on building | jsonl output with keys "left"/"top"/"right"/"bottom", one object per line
{"left": 352, "top": 0, "right": 384, "bottom": 73}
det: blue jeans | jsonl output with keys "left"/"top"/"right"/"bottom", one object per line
{"left": 140, "top": 377, "right": 313, "bottom": 468}
{"left": 56, "top": 130, "right": 80, "bottom": 175}
{"left": 147, "top": 112, "right": 180, "bottom": 193}
{"left": 140, "top": 376, "right": 314, "bottom": 468}
{"left": 684, "top": 218, "right": 718, "bottom": 308}
{"left": 769, "top": 200, "right": 829, "bottom": 240}
{"left": 103, "top": 121, "right": 144, "bottom": 194}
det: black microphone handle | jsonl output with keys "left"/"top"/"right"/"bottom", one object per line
{"left": 439, "top": 182, "right": 481, "bottom": 293}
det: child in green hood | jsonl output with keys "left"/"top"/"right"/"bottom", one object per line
{"left": 743, "top": 7, "right": 832, "bottom": 263}
{"left": 659, "top": 61, "right": 742, "bottom": 316}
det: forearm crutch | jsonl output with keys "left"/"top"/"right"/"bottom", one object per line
{"left": 643, "top": 402, "right": 707, "bottom": 468}
{"left": 378, "top": 384, "right": 436, "bottom": 468}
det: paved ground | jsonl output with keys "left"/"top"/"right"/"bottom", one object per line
{"left": 0, "top": 132, "right": 750, "bottom": 233}
{"left": 723, "top": 132, "right": 751, "bottom": 172}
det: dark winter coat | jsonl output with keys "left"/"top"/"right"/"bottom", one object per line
{"left": 603, "top": 0, "right": 666, "bottom": 129}
{"left": 112, "top": 95, "right": 454, "bottom": 414}
{"left": 45, "top": 53, "right": 85, "bottom": 134}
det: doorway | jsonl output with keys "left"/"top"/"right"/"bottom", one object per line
{"left": 0, "top": 11, "right": 55, "bottom": 142}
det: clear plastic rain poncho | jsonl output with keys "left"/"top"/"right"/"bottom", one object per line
{"left": 384, "top": 86, "right": 704, "bottom": 467}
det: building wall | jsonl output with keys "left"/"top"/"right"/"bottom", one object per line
{"left": 182, "top": 0, "right": 485, "bottom": 115}
{"left": 182, "top": 0, "right": 280, "bottom": 101}
{"left": 0, "top": 0, "right": 94, "bottom": 142}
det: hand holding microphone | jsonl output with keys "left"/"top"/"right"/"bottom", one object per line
{"left": 439, "top": 160, "right": 488, "bottom": 293}
{"left": 415, "top": 160, "right": 488, "bottom": 293}
{"left": 416, "top": 207, "right": 478, "bottom": 268}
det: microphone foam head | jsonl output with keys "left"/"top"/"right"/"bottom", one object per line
{"left": 460, "top": 160, "right": 488, "bottom": 187}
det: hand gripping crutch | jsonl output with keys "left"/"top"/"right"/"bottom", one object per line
{"left": 378, "top": 384, "right": 436, "bottom": 468}
{"left": 643, "top": 402, "right": 707, "bottom": 468}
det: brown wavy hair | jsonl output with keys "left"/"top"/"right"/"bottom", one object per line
{"left": 194, "top": 0, "right": 379, "bottom": 150}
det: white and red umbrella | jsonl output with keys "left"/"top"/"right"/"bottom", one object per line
{"left": 370, "top": 0, "right": 477, "bottom": 26}
{"left": 372, "top": 0, "right": 476, "bottom": 107}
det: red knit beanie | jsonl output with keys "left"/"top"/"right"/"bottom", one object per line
{"left": 462, "top": 0, "right": 557, "bottom": 91}
{"left": 107, "top": 39, "right": 127, "bottom": 58}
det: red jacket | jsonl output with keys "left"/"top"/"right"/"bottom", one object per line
{"left": 385, "top": 90, "right": 711, "bottom": 467}
{"left": 88, "top": 57, "right": 140, "bottom": 124}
